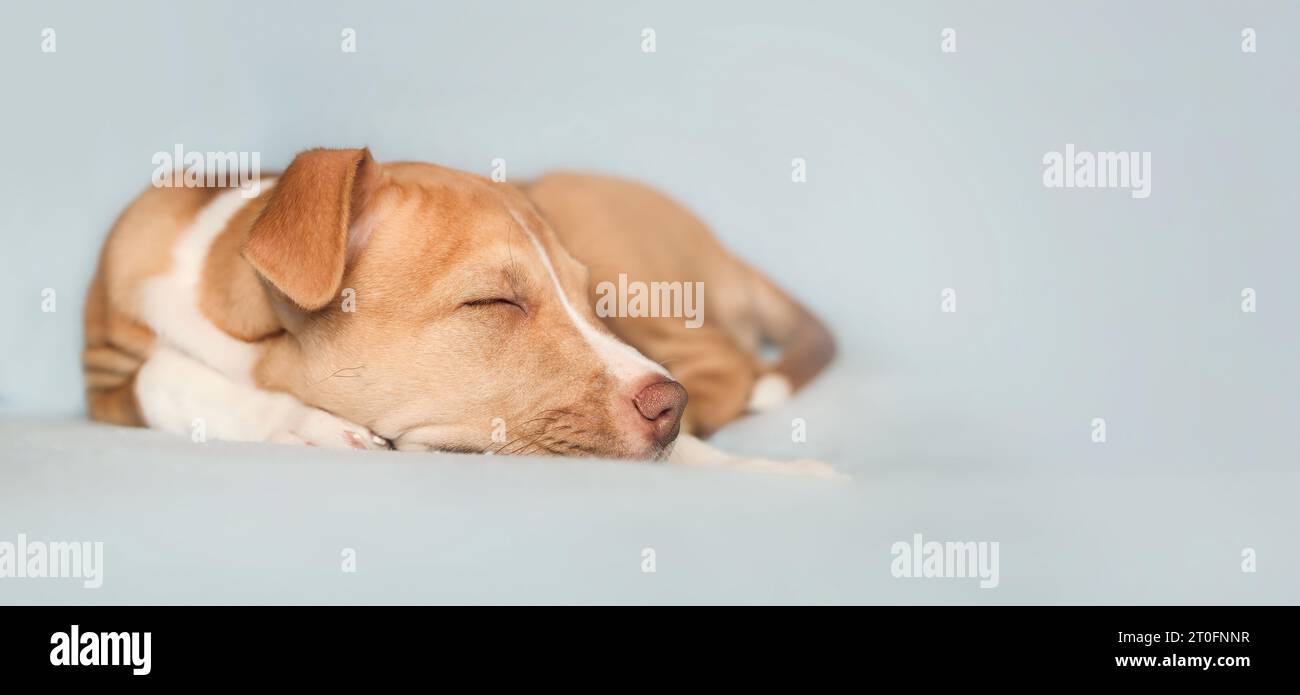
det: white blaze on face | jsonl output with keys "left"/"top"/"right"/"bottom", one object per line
{"left": 509, "top": 208, "right": 668, "bottom": 386}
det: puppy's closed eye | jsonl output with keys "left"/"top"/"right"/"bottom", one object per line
{"left": 460, "top": 297, "right": 526, "bottom": 314}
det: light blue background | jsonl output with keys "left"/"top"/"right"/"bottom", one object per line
{"left": 1, "top": 1, "right": 1296, "bottom": 603}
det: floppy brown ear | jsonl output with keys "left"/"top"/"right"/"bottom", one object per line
{"left": 243, "top": 147, "right": 381, "bottom": 312}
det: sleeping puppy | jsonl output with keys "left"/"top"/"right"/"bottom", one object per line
{"left": 83, "top": 148, "right": 837, "bottom": 476}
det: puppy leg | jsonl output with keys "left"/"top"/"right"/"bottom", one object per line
{"left": 744, "top": 266, "right": 836, "bottom": 396}
{"left": 135, "top": 345, "right": 387, "bottom": 450}
{"left": 648, "top": 326, "right": 762, "bottom": 438}
{"left": 668, "top": 433, "right": 844, "bottom": 480}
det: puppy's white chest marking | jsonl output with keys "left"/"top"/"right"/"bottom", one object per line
{"left": 138, "top": 185, "right": 274, "bottom": 381}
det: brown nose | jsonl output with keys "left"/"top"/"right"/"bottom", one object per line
{"left": 633, "top": 380, "right": 687, "bottom": 447}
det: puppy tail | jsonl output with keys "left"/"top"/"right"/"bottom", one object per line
{"left": 82, "top": 260, "right": 151, "bottom": 427}
{"left": 747, "top": 267, "right": 836, "bottom": 394}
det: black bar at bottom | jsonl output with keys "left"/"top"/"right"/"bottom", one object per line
{"left": 0, "top": 605, "right": 1285, "bottom": 683}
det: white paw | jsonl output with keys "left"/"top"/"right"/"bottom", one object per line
{"left": 273, "top": 408, "right": 391, "bottom": 450}
{"left": 746, "top": 373, "right": 792, "bottom": 413}
{"left": 785, "top": 458, "right": 847, "bottom": 480}
{"left": 728, "top": 457, "right": 847, "bottom": 480}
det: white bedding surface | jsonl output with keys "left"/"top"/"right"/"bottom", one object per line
{"left": 3, "top": 362, "right": 1295, "bottom": 605}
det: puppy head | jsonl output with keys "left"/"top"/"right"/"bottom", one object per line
{"left": 243, "top": 148, "right": 685, "bottom": 459}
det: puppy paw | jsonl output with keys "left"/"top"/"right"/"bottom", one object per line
{"left": 746, "top": 373, "right": 792, "bottom": 413}
{"left": 784, "top": 458, "right": 848, "bottom": 480}
{"left": 275, "top": 408, "right": 392, "bottom": 450}
{"left": 728, "top": 456, "right": 847, "bottom": 480}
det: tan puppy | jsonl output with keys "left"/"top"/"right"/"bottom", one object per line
{"left": 83, "top": 148, "right": 836, "bottom": 475}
